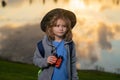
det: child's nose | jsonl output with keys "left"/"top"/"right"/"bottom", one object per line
{"left": 59, "top": 27, "right": 64, "bottom": 31}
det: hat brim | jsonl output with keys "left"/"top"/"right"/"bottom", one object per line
{"left": 40, "top": 8, "right": 76, "bottom": 32}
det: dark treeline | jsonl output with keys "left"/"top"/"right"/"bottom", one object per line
{"left": 1, "top": 0, "right": 120, "bottom": 8}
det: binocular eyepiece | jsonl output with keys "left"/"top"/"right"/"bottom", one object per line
{"left": 53, "top": 53, "right": 63, "bottom": 68}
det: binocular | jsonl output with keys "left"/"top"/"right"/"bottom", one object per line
{"left": 53, "top": 53, "right": 63, "bottom": 68}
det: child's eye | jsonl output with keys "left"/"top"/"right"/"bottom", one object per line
{"left": 54, "top": 25, "right": 66, "bottom": 27}
{"left": 55, "top": 25, "right": 59, "bottom": 27}
{"left": 54, "top": 25, "right": 59, "bottom": 27}
{"left": 63, "top": 25, "right": 66, "bottom": 27}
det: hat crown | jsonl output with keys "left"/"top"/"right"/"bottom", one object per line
{"left": 40, "top": 8, "right": 76, "bottom": 32}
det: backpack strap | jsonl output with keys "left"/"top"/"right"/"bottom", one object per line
{"left": 68, "top": 41, "right": 73, "bottom": 55}
{"left": 37, "top": 40, "right": 45, "bottom": 58}
{"left": 68, "top": 41, "right": 73, "bottom": 80}
{"left": 37, "top": 40, "right": 45, "bottom": 76}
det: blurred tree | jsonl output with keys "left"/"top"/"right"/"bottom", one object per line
{"left": 1, "top": 0, "right": 7, "bottom": 7}
{"left": 113, "top": 0, "right": 119, "bottom": 5}
{"left": 29, "top": 0, "right": 32, "bottom": 5}
{"left": 116, "top": 0, "right": 119, "bottom": 5}
{"left": 115, "top": 68, "right": 120, "bottom": 74}
{"left": 95, "top": 65, "right": 105, "bottom": 71}
{"left": 43, "top": 0, "right": 45, "bottom": 4}
{"left": 64, "top": 0, "right": 69, "bottom": 3}
{"left": 54, "top": 0, "right": 58, "bottom": 3}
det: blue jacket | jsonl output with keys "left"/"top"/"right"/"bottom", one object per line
{"left": 33, "top": 36, "right": 79, "bottom": 80}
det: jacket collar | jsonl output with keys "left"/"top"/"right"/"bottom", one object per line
{"left": 43, "top": 35, "right": 73, "bottom": 46}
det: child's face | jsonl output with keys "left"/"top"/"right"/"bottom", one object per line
{"left": 52, "top": 19, "right": 67, "bottom": 38}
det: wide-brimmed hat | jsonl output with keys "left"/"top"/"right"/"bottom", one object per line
{"left": 40, "top": 8, "right": 76, "bottom": 32}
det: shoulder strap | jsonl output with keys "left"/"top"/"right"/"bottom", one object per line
{"left": 37, "top": 40, "right": 44, "bottom": 76}
{"left": 37, "top": 40, "right": 45, "bottom": 58}
{"left": 68, "top": 41, "right": 73, "bottom": 80}
{"left": 68, "top": 41, "right": 73, "bottom": 55}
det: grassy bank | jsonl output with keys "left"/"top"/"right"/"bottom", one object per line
{"left": 0, "top": 60, "right": 120, "bottom": 80}
{"left": 0, "top": 60, "right": 39, "bottom": 80}
{"left": 78, "top": 70, "right": 120, "bottom": 80}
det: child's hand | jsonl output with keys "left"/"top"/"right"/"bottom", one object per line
{"left": 47, "top": 56, "right": 57, "bottom": 65}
